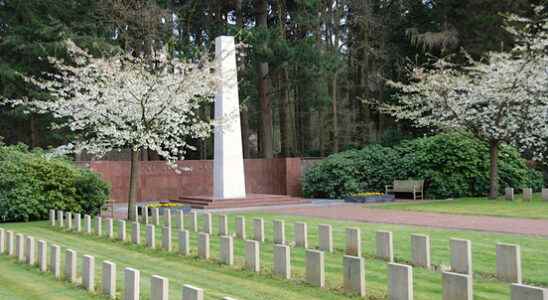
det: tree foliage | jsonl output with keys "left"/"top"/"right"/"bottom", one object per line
{"left": 0, "top": 144, "right": 109, "bottom": 222}
{"left": 303, "top": 132, "right": 543, "bottom": 199}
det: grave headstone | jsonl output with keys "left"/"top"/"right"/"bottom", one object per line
{"left": 253, "top": 218, "right": 265, "bottom": 242}
{"left": 343, "top": 255, "right": 366, "bottom": 297}
{"left": 103, "top": 261, "right": 117, "bottom": 299}
{"left": 442, "top": 272, "right": 472, "bottom": 300}
{"left": 245, "top": 240, "right": 260, "bottom": 273}
{"left": 124, "top": 267, "right": 140, "bottom": 300}
{"left": 294, "top": 222, "right": 308, "bottom": 248}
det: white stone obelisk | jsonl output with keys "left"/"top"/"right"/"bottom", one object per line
{"left": 213, "top": 36, "right": 246, "bottom": 199}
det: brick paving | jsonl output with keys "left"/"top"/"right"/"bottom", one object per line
{"left": 264, "top": 204, "right": 548, "bottom": 236}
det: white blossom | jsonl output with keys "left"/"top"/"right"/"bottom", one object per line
{"left": 383, "top": 11, "right": 548, "bottom": 155}
{"left": 5, "top": 40, "right": 217, "bottom": 169}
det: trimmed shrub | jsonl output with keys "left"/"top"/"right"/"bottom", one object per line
{"left": 303, "top": 132, "right": 543, "bottom": 199}
{"left": 0, "top": 144, "right": 110, "bottom": 222}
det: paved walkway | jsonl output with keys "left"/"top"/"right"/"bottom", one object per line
{"left": 264, "top": 203, "right": 548, "bottom": 236}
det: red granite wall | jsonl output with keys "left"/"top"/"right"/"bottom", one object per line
{"left": 80, "top": 158, "right": 302, "bottom": 202}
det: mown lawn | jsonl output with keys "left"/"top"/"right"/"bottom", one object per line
{"left": 2, "top": 210, "right": 548, "bottom": 300}
{"left": 369, "top": 194, "right": 548, "bottom": 219}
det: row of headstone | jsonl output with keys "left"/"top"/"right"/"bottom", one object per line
{"left": 133, "top": 206, "right": 200, "bottom": 231}
{"left": 504, "top": 187, "right": 548, "bottom": 201}
{"left": 48, "top": 211, "right": 547, "bottom": 299}
{"left": 192, "top": 214, "right": 529, "bottom": 286}
{"left": 0, "top": 228, "right": 238, "bottom": 300}
{"left": 51, "top": 210, "right": 527, "bottom": 284}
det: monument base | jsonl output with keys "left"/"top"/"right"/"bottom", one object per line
{"left": 174, "top": 194, "right": 309, "bottom": 209}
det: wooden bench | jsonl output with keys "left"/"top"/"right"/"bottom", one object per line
{"left": 385, "top": 179, "right": 424, "bottom": 200}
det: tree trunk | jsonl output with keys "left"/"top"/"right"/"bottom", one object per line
{"left": 127, "top": 148, "right": 140, "bottom": 221}
{"left": 255, "top": 0, "right": 273, "bottom": 159}
{"left": 237, "top": 0, "right": 250, "bottom": 158}
{"left": 30, "top": 114, "right": 38, "bottom": 148}
{"left": 488, "top": 140, "right": 499, "bottom": 199}
{"left": 279, "top": 67, "right": 292, "bottom": 157}
{"left": 332, "top": 73, "right": 339, "bottom": 153}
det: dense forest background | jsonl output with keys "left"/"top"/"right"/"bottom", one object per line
{"left": 0, "top": 0, "right": 544, "bottom": 160}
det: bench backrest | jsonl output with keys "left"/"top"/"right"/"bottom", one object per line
{"left": 393, "top": 179, "right": 424, "bottom": 192}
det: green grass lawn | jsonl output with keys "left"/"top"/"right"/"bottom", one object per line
{"left": 369, "top": 194, "right": 548, "bottom": 219}
{"left": 2, "top": 211, "right": 548, "bottom": 300}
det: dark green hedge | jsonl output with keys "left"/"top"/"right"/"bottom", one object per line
{"left": 303, "top": 132, "right": 543, "bottom": 199}
{"left": 0, "top": 144, "right": 110, "bottom": 222}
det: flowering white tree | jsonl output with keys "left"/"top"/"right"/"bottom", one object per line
{"left": 5, "top": 40, "right": 217, "bottom": 220}
{"left": 384, "top": 10, "right": 548, "bottom": 199}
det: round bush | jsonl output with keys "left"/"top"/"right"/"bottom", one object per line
{"left": 0, "top": 144, "right": 110, "bottom": 222}
{"left": 303, "top": 132, "right": 543, "bottom": 199}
